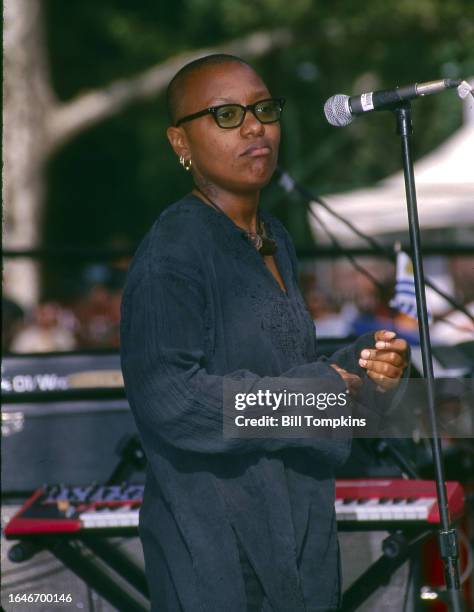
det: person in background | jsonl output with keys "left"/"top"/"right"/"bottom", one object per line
{"left": 75, "top": 265, "right": 124, "bottom": 349}
{"left": 305, "top": 290, "right": 353, "bottom": 338}
{"left": 11, "top": 301, "right": 76, "bottom": 353}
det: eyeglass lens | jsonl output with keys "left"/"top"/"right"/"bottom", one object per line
{"left": 215, "top": 100, "right": 282, "bottom": 128}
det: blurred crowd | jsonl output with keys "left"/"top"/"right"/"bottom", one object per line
{"left": 302, "top": 260, "right": 474, "bottom": 347}
{"left": 2, "top": 258, "right": 473, "bottom": 354}
{"left": 2, "top": 264, "right": 124, "bottom": 354}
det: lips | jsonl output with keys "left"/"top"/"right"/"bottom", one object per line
{"left": 240, "top": 141, "right": 272, "bottom": 157}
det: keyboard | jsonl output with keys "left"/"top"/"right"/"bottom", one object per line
{"left": 335, "top": 479, "right": 464, "bottom": 525}
{"left": 4, "top": 479, "right": 464, "bottom": 539}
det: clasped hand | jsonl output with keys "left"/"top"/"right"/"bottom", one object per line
{"left": 331, "top": 330, "right": 409, "bottom": 394}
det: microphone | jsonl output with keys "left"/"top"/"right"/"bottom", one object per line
{"left": 324, "top": 78, "right": 461, "bottom": 127}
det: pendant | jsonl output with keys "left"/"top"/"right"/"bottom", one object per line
{"left": 245, "top": 230, "right": 277, "bottom": 255}
{"left": 246, "top": 232, "right": 263, "bottom": 251}
{"left": 260, "top": 237, "right": 277, "bottom": 256}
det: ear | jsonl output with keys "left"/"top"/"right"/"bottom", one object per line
{"left": 166, "top": 126, "right": 190, "bottom": 160}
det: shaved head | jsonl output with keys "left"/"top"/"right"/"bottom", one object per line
{"left": 166, "top": 54, "right": 253, "bottom": 126}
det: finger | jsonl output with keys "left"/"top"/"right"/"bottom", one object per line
{"left": 374, "top": 338, "right": 408, "bottom": 353}
{"left": 330, "top": 364, "right": 348, "bottom": 381}
{"left": 367, "top": 370, "right": 400, "bottom": 390}
{"left": 368, "top": 373, "right": 399, "bottom": 391}
{"left": 359, "top": 359, "right": 402, "bottom": 379}
{"left": 347, "top": 378, "right": 363, "bottom": 396}
{"left": 347, "top": 375, "right": 363, "bottom": 388}
{"left": 374, "top": 330, "right": 397, "bottom": 342}
{"left": 338, "top": 373, "right": 363, "bottom": 388}
{"left": 360, "top": 349, "right": 405, "bottom": 367}
{"left": 330, "top": 364, "right": 363, "bottom": 394}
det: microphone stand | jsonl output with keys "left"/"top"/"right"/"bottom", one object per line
{"left": 275, "top": 168, "right": 474, "bottom": 325}
{"left": 394, "top": 102, "right": 464, "bottom": 612}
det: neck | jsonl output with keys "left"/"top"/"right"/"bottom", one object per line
{"left": 192, "top": 185, "right": 259, "bottom": 233}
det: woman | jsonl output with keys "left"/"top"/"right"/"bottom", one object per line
{"left": 120, "top": 54, "right": 408, "bottom": 612}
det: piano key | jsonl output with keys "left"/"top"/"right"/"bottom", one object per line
{"left": 335, "top": 496, "right": 436, "bottom": 522}
{"left": 80, "top": 510, "right": 139, "bottom": 529}
{"left": 354, "top": 499, "right": 383, "bottom": 521}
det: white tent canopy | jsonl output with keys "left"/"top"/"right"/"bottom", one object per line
{"left": 309, "top": 99, "right": 474, "bottom": 243}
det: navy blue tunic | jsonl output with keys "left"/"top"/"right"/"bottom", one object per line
{"left": 120, "top": 195, "right": 379, "bottom": 611}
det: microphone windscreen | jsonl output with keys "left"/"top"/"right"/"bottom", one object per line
{"left": 324, "top": 94, "right": 353, "bottom": 127}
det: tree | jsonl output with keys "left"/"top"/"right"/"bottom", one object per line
{"left": 4, "top": 0, "right": 473, "bottom": 306}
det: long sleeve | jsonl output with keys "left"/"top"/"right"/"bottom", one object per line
{"left": 120, "top": 263, "right": 349, "bottom": 457}
{"left": 279, "top": 219, "right": 409, "bottom": 422}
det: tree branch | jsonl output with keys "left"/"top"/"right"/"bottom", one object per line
{"left": 47, "top": 28, "right": 292, "bottom": 150}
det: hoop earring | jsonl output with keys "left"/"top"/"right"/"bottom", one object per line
{"left": 179, "top": 155, "right": 192, "bottom": 171}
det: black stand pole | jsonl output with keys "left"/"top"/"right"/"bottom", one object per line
{"left": 393, "top": 103, "right": 464, "bottom": 612}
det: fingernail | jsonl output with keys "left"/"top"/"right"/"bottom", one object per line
{"left": 375, "top": 341, "right": 386, "bottom": 349}
{"left": 385, "top": 331, "right": 396, "bottom": 339}
{"left": 361, "top": 349, "right": 370, "bottom": 359}
{"left": 359, "top": 358, "right": 367, "bottom": 367}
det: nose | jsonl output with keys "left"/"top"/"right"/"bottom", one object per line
{"left": 240, "top": 108, "right": 265, "bottom": 137}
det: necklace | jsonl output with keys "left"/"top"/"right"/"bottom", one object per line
{"left": 193, "top": 186, "right": 277, "bottom": 256}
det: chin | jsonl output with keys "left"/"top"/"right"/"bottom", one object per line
{"left": 245, "top": 160, "right": 277, "bottom": 189}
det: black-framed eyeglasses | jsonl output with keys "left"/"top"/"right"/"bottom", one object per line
{"left": 175, "top": 97, "right": 285, "bottom": 129}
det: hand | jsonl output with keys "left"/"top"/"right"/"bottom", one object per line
{"left": 330, "top": 363, "right": 362, "bottom": 397}
{"left": 358, "top": 330, "right": 408, "bottom": 392}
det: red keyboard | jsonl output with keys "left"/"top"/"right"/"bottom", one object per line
{"left": 4, "top": 479, "right": 464, "bottom": 538}
{"left": 335, "top": 479, "right": 464, "bottom": 524}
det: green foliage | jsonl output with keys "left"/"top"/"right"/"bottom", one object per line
{"left": 44, "top": 0, "right": 474, "bottom": 253}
